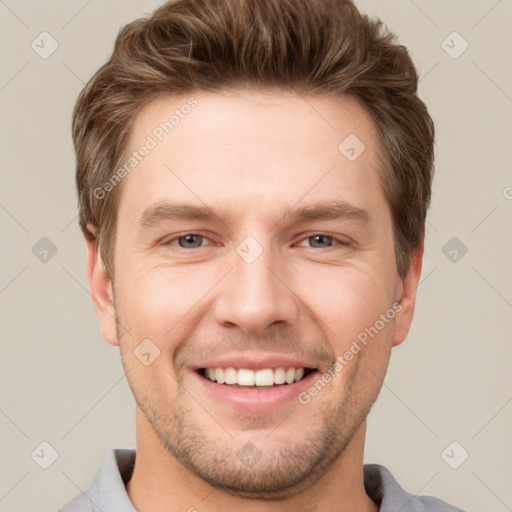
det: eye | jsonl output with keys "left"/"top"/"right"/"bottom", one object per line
{"left": 163, "top": 233, "right": 211, "bottom": 249}
{"left": 296, "top": 233, "right": 348, "bottom": 249}
{"left": 161, "top": 232, "right": 350, "bottom": 250}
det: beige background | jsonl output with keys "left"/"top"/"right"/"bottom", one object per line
{"left": 1, "top": 1, "right": 511, "bottom": 511}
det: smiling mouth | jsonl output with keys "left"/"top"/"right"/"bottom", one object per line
{"left": 197, "top": 367, "right": 317, "bottom": 389}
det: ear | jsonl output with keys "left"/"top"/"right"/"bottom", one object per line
{"left": 392, "top": 242, "right": 424, "bottom": 347}
{"left": 83, "top": 230, "right": 119, "bottom": 346}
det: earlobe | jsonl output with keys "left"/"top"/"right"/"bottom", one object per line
{"left": 83, "top": 232, "right": 119, "bottom": 346}
{"left": 391, "top": 243, "right": 424, "bottom": 347}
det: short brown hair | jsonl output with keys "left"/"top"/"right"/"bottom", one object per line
{"left": 72, "top": 0, "right": 435, "bottom": 280}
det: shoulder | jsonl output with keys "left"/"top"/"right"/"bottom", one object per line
{"left": 58, "top": 493, "right": 98, "bottom": 512}
{"left": 364, "top": 463, "right": 467, "bottom": 512}
{"left": 57, "top": 449, "right": 136, "bottom": 512}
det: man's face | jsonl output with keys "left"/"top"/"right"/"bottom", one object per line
{"left": 90, "top": 90, "right": 420, "bottom": 498}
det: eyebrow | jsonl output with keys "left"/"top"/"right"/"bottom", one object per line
{"left": 138, "top": 199, "right": 371, "bottom": 230}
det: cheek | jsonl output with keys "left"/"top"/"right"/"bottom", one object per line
{"left": 116, "top": 254, "right": 396, "bottom": 346}
{"left": 304, "top": 273, "right": 396, "bottom": 416}
{"left": 115, "top": 268, "right": 187, "bottom": 404}
{"left": 116, "top": 264, "right": 207, "bottom": 341}
{"left": 303, "top": 265, "right": 395, "bottom": 344}
{"left": 305, "top": 265, "right": 396, "bottom": 392}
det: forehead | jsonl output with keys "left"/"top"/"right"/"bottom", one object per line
{"left": 129, "top": 89, "right": 379, "bottom": 156}
{"left": 119, "top": 89, "right": 387, "bottom": 226}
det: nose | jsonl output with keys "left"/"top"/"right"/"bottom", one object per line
{"left": 212, "top": 239, "right": 299, "bottom": 336}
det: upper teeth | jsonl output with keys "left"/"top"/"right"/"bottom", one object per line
{"left": 204, "top": 367, "right": 306, "bottom": 386}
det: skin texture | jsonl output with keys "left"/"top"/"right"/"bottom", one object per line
{"left": 85, "top": 89, "right": 423, "bottom": 512}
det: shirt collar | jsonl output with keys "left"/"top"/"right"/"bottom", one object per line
{"left": 59, "top": 448, "right": 463, "bottom": 511}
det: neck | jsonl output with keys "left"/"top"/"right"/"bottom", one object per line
{"left": 126, "top": 408, "right": 379, "bottom": 512}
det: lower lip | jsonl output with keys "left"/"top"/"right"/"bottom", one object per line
{"left": 191, "top": 370, "right": 319, "bottom": 412}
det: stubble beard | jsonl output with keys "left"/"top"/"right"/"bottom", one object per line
{"left": 114, "top": 306, "right": 385, "bottom": 499}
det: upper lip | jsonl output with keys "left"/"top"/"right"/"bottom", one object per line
{"left": 190, "top": 353, "right": 319, "bottom": 372}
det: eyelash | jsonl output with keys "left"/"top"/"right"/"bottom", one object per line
{"left": 161, "top": 232, "right": 350, "bottom": 250}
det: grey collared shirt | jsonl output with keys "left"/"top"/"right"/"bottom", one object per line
{"left": 58, "top": 449, "right": 466, "bottom": 511}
